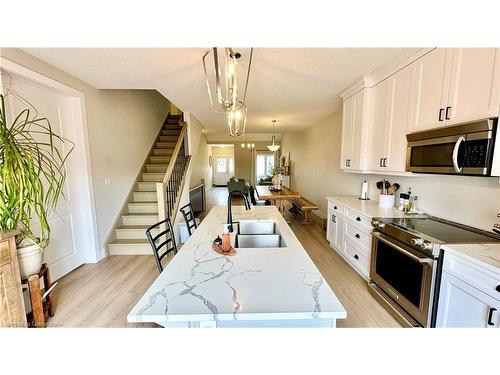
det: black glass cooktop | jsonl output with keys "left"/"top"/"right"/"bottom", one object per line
{"left": 385, "top": 217, "right": 500, "bottom": 244}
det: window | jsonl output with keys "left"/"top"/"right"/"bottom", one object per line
{"left": 216, "top": 158, "right": 227, "bottom": 173}
{"left": 256, "top": 154, "right": 275, "bottom": 180}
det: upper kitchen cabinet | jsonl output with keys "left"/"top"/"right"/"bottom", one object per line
{"left": 340, "top": 87, "right": 371, "bottom": 171}
{"left": 369, "top": 63, "right": 415, "bottom": 172}
{"left": 408, "top": 48, "right": 452, "bottom": 133}
{"left": 408, "top": 48, "right": 500, "bottom": 133}
{"left": 446, "top": 48, "right": 500, "bottom": 124}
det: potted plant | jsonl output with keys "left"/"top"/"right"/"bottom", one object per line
{"left": 0, "top": 93, "right": 73, "bottom": 279}
{"left": 269, "top": 165, "right": 282, "bottom": 190}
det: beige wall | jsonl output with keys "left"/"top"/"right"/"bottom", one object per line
{"left": 209, "top": 141, "right": 279, "bottom": 184}
{"left": 281, "top": 110, "right": 500, "bottom": 232}
{"left": 187, "top": 113, "right": 212, "bottom": 189}
{"left": 1, "top": 48, "right": 171, "bottom": 257}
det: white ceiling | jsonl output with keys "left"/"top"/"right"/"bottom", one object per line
{"left": 22, "top": 48, "right": 418, "bottom": 133}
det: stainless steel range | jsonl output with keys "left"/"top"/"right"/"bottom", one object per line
{"left": 369, "top": 216, "right": 500, "bottom": 327}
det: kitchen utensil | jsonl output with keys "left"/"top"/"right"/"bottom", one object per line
{"left": 388, "top": 183, "right": 400, "bottom": 195}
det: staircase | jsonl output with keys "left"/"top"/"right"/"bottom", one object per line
{"left": 108, "top": 113, "right": 189, "bottom": 255}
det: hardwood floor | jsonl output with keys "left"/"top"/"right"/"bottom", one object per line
{"left": 49, "top": 187, "right": 399, "bottom": 328}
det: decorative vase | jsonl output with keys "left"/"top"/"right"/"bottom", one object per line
{"left": 17, "top": 240, "right": 43, "bottom": 279}
{"left": 272, "top": 174, "right": 282, "bottom": 190}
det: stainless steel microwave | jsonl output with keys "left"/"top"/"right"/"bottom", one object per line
{"left": 406, "top": 119, "right": 499, "bottom": 176}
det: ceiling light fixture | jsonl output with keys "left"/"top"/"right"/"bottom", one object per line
{"left": 267, "top": 120, "right": 281, "bottom": 152}
{"left": 241, "top": 140, "right": 255, "bottom": 149}
{"left": 202, "top": 47, "right": 253, "bottom": 138}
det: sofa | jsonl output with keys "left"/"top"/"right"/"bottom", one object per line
{"left": 227, "top": 176, "right": 250, "bottom": 196}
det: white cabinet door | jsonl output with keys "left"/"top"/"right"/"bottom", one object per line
{"left": 333, "top": 214, "right": 345, "bottom": 252}
{"left": 369, "top": 79, "right": 391, "bottom": 171}
{"left": 409, "top": 48, "right": 452, "bottom": 133}
{"left": 326, "top": 208, "right": 334, "bottom": 243}
{"left": 340, "top": 95, "right": 354, "bottom": 169}
{"left": 327, "top": 207, "right": 344, "bottom": 253}
{"left": 350, "top": 90, "right": 367, "bottom": 171}
{"left": 446, "top": 48, "right": 500, "bottom": 124}
{"left": 437, "top": 272, "right": 500, "bottom": 328}
{"left": 385, "top": 64, "right": 415, "bottom": 172}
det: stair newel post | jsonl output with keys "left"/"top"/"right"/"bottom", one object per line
{"left": 156, "top": 182, "right": 167, "bottom": 240}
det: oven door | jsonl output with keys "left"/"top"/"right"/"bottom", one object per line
{"left": 370, "top": 231, "right": 435, "bottom": 327}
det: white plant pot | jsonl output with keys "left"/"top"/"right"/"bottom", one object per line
{"left": 17, "top": 242, "right": 43, "bottom": 279}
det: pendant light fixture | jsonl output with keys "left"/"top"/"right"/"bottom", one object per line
{"left": 267, "top": 120, "right": 281, "bottom": 152}
{"left": 226, "top": 102, "right": 247, "bottom": 137}
{"left": 202, "top": 47, "right": 253, "bottom": 138}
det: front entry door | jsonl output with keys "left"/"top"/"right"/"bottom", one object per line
{"left": 214, "top": 157, "right": 234, "bottom": 185}
{"left": 4, "top": 78, "right": 86, "bottom": 280}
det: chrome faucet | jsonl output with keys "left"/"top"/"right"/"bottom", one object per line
{"left": 227, "top": 190, "right": 251, "bottom": 233}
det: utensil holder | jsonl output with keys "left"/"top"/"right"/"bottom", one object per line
{"left": 378, "top": 194, "right": 395, "bottom": 208}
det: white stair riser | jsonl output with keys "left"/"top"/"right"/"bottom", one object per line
{"left": 156, "top": 142, "right": 177, "bottom": 149}
{"left": 142, "top": 173, "right": 164, "bottom": 182}
{"left": 138, "top": 182, "right": 157, "bottom": 191}
{"left": 159, "top": 136, "right": 178, "bottom": 142}
{"left": 128, "top": 203, "right": 158, "bottom": 214}
{"left": 109, "top": 243, "right": 152, "bottom": 255}
{"left": 162, "top": 130, "right": 181, "bottom": 136}
{"left": 115, "top": 228, "right": 160, "bottom": 240}
{"left": 122, "top": 215, "right": 158, "bottom": 226}
{"left": 132, "top": 192, "right": 158, "bottom": 202}
{"left": 145, "top": 164, "right": 167, "bottom": 173}
{"left": 153, "top": 149, "right": 173, "bottom": 156}
{"left": 149, "top": 156, "right": 171, "bottom": 164}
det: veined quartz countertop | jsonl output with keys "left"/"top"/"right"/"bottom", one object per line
{"left": 442, "top": 243, "right": 500, "bottom": 273}
{"left": 326, "top": 196, "right": 409, "bottom": 218}
{"left": 128, "top": 205, "right": 347, "bottom": 326}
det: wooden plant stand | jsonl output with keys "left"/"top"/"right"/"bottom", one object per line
{"left": 22, "top": 263, "right": 56, "bottom": 328}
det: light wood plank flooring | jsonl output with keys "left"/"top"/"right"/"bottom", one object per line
{"left": 49, "top": 187, "right": 399, "bottom": 328}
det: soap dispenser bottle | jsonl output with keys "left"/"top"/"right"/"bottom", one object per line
{"left": 222, "top": 225, "right": 231, "bottom": 253}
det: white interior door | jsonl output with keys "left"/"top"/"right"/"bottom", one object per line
{"left": 214, "top": 156, "right": 234, "bottom": 185}
{"left": 4, "top": 78, "right": 88, "bottom": 280}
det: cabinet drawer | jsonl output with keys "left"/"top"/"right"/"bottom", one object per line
{"left": 345, "top": 210, "right": 371, "bottom": 231}
{"left": 345, "top": 220, "right": 371, "bottom": 249}
{"left": 328, "top": 201, "right": 345, "bottom": 217}
{"left": 444, "top": 251, "right": 500, "bottom": 301}
{"left": 344, "top": 239, "right": 370, "bottom": 277}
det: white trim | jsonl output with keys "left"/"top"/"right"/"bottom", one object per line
{"left": 0, "top": 57, "right": 101, "bottom": 263}
{"left": 340, "top": 48, "right": 435, "bottom": 99}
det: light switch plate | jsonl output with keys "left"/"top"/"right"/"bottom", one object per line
{"left": 104, "top": 177, "right": 111, "bottom": 185}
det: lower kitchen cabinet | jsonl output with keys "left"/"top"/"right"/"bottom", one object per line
{"left": 326, "top": 199, "right": 371, "bottom": 279}
{"left": 327, "top": 202, "right": 345, "bottom": 252}
{"left": 436, "top": 271, "right": 499, "bottom": 328}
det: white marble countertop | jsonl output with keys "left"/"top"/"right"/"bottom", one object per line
{"left": 128, "top": 206, "right": 347, "bottom": 326}
{"left": 326, "top": 196, "right": 409, "bottom": 218}
{"left": 442, "top": 243, "right": 500, "bottom": 274}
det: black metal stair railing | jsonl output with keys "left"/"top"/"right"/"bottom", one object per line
{"left": 158, "top": 116, "right": 190, "bottom": 221}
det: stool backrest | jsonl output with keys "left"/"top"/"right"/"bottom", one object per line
{"left": 179, "top": 203, "right": 198, "bottom": 236}
{"left": 145, "top": 218, "right": 177, "bottom": 273}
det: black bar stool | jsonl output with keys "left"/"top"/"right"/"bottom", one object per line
{"left": 145, "top": 218, "right": 178, "bottom": 273}
{"left": 179, "top": 203, "right": 198, "bottom": 236}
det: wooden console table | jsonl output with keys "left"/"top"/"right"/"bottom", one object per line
{"left": 0, "top": 230, "right": 27, "bottom": 328}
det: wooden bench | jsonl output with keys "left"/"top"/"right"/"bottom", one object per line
{"left": 289, "top": 196, "right": 319, "bottom": 224}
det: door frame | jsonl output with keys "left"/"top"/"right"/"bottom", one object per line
{"left": 0, "top": 57, "right": 100, "bottom": 264}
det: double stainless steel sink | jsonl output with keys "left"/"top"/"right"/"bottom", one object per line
{"left": 233, "top": 220, "right": 287, "bottom": 248}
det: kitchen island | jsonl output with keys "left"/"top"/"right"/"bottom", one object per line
{"left": 128, "top": 205, "right": 347, "bottom": 327}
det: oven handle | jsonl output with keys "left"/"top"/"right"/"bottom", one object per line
{"left": 452, "top": 136, "right": 465, "bottom": 173}
{"left": 372, "top": 232, "right": 434, "bottom": 264}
